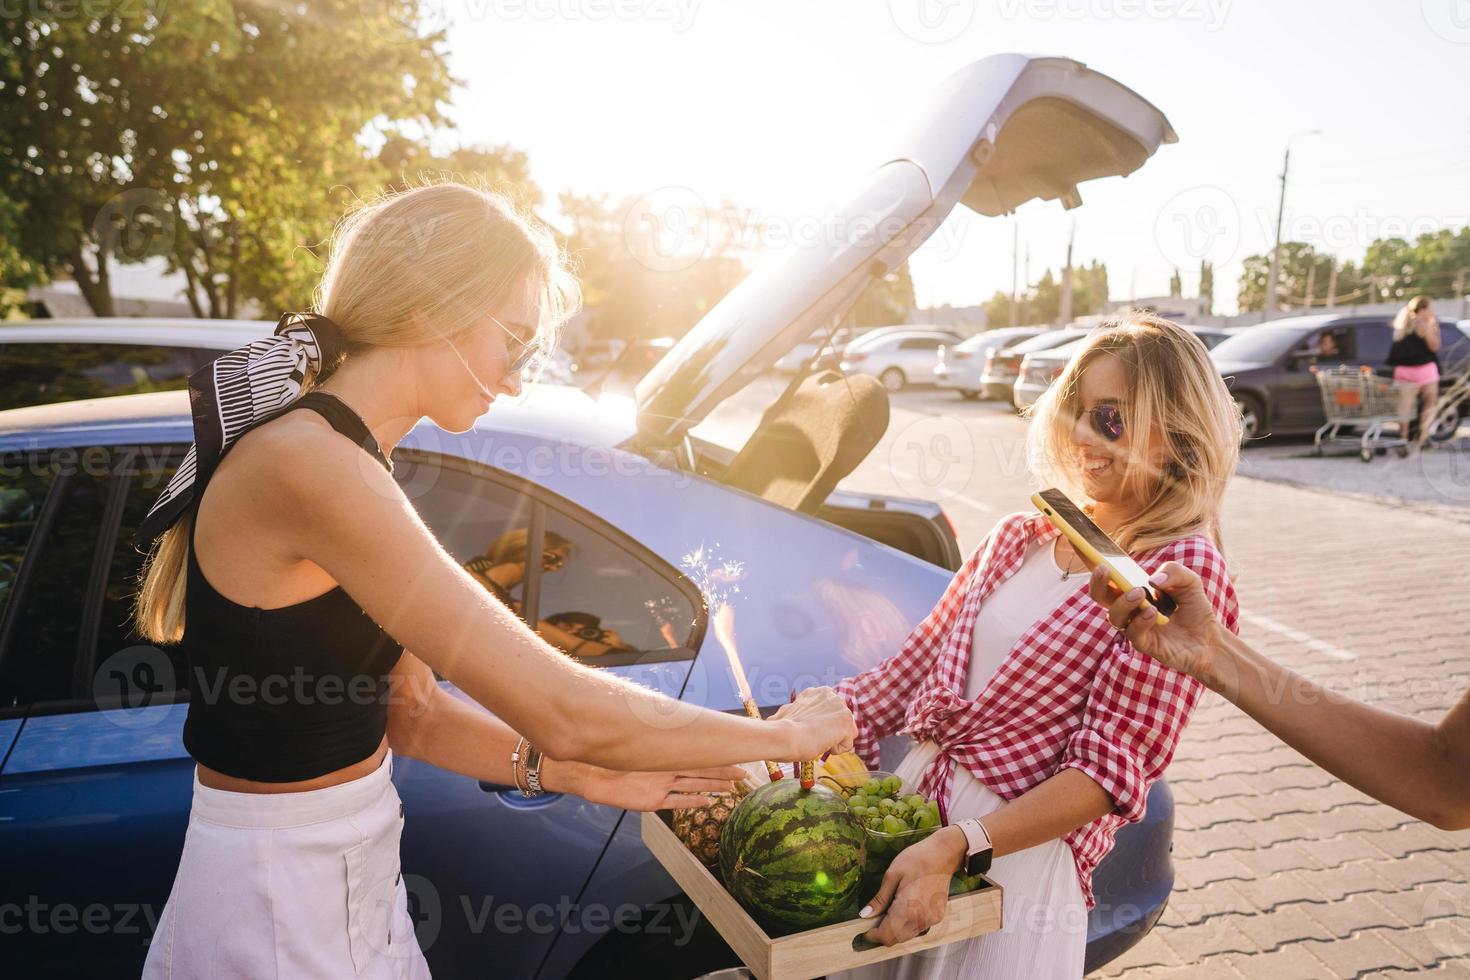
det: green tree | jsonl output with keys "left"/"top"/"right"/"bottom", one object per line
{"left": 1168, "top": 268, "right": 1182, "bottom": 297}
{"left": 2, "top": 0, "right": 455, "bottom": 317}
{"left": 559, "top": 192, "right": 747, "bottom": 342}
{"left": 1199, "top": 260, "right": 1214, "bottom": 315}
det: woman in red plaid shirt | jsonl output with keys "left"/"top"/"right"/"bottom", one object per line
{"left": 826, "top": 312, "right": 1243, "bottom": 979}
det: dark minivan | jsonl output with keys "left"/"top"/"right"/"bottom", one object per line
{"left": 1210, "top": 314, "right": 1469, "bottom": 441}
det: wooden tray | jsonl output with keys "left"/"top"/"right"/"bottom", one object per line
{"left": 641, "top": 811, "right": 1003, "bottom": 980}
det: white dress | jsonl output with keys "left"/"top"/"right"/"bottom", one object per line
{"left": 831, "top": 540, "right": 1091, "bottom": 980}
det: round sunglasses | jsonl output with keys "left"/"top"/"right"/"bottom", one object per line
{"left": 1080, "top": 404, "right": 1126, "bottom": 441}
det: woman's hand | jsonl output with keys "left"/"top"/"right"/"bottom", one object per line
{"left": 768, "top": 686, "right": 857, "bottom": 760}
{"left": 1088, "top": 562, "right": 1225, "bottom": 687}
{"left": 548, "top": 760, "right": 749, "bottom": 811}
{"left": 858, "top": 826, "right": 967, "bottom": 946}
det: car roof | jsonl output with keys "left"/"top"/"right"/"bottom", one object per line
{"left": 0, "top": 317, "right": 271, "bottom": 349}
{"left": 0, "top": 385, "right": 639, "bottom": 454}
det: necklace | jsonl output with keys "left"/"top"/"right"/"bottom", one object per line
{"left": 1056, "top": 541, "right": 1084, "bottom": 580}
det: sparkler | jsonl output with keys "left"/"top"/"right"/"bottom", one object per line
{"left": 684, "top": 544, "right": 785, "bottom": 783}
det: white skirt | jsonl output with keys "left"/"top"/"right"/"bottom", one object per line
{"left": 143, "top": 749, "right": 431, "bottom": 979}
{"left": 830, "top": 741, "right": 1088, "bottom": 980}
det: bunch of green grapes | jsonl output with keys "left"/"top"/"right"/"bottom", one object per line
{"left": 844, "top": 775, "right": 942, "bottom": 855}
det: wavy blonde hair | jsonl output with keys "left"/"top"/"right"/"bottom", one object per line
{"left": 134, "top": 181, "right": 581, "bottom": 643}
{"left": 1392, "top": 294, "right": 1433, "bottom": 341}
{"left": 1024, "top": 311, "right": 1242, "bottom": 554}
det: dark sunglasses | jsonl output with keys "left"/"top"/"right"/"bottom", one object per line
{"left": 486, "top": 309, "right": 539, "bottom": 373}
{"left": 1081, "top": 404, "right": 1125, "bottom": 441}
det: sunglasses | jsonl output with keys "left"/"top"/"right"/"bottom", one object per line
{"left": 1081, "top": 404, "right": 1125, "bottom": 441}
{"left": 485, "top": 309, "right": 539, "bottom": 374}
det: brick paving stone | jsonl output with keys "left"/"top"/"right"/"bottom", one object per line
{"left": 1302, "top": 931, "right": 1422, "bottom": 976}
{"left": 1228, "top": 902, "right": 1335, "bottom": 950}
{"left": 1221, "top": 943, "right": 1337, "bottom": 979}
{"left": 1228, "top": 869, "right": 1330, "bottom": 911}
{"left": 1305, "top": 891, "right": 1409, "bottom": 938}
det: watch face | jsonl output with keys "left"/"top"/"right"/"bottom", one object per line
{"left": 965, "top": 849, "right": 993, "bottom": 878}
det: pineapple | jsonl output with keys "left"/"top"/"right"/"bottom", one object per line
{"left": 673, "top": 790, "right": 741, "bottom": 867}
{"left": 672, "top": 760, "right": 769, "bottom": 867}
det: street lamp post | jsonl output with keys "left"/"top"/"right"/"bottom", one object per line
{"left": 1264, "top": 128, "right": 1321, "bottom": 320}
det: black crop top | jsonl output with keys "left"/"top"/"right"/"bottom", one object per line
{"left": 178, "top": 391, "right": 406, "bottom": 782}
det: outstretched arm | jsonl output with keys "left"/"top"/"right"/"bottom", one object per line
{"left": 1091, "top": 562, "right": 1470, "bottom": 830}
{"left": 385, "top": 651, "right": 748, "bottom": 811}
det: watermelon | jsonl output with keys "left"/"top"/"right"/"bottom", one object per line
{"left": 717, "top": 780, "right": 867, "bottom": 929}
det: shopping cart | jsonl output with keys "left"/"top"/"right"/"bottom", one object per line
{"left": 1312, "top": 365, "right": 1419, "bottom": 462}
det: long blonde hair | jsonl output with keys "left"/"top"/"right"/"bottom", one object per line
{"left": 134, "top": 181, "right": 581, "bottom": 643}
{"left": 1393, "top": 294, "right": 1433, "bottom": 341}
{"left": 1024, "top": 311, "right": 1241, "bottom": 553}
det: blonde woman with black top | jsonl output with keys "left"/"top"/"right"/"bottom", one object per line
{"left": 134, "top": 182, "right": 855, "bottom": 978}
{"left": 1388, "top": 295, "right": 1441, "bottom": 446}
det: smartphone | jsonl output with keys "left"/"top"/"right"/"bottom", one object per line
{"left": 1031, "top": 488, "right": 1176, "bottom": 625}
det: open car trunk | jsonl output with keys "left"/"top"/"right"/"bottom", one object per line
{"left": 628, "top": 54, "right": 1177, "bottom": 565}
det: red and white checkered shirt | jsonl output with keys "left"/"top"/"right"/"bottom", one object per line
{"left": 836, "top": 511, "right": 1239, "bottom": 910}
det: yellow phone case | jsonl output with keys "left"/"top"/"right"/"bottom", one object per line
{"left": 1030, "top": 491, "right": 1171, "bottom": 626}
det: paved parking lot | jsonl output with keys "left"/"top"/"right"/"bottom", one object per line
{"left": 707, "top": 380, "right": 1470, "bottom": 978}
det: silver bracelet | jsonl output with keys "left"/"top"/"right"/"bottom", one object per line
{"left": 522, "top": 741, "right": 545, "bottom": 798}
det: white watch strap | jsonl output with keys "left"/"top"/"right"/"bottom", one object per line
{"left": 957, "top": 817, "right": 992, "bottom": 856}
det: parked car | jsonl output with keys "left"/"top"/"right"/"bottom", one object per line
{"left": 838, "top": 327, "right": 963, "bottom": 391}
{"left": 773, "top": 327, "right": 853, "bottom": 374}
{"left": 1012, "top": 326, "right": 1231, "bottom": 409}
{"left": 1, "top": 53, "right": 1182, "bottom": 978}
{"left": 934, "top": 327, "right": 1045, "bottom": 399}
{"left": 0, "top": 318, "right": 270, "bottom": 410}
{"left": 980, "top": 328, "right": 1089, "bottom": 405}
{"left": 1209, "top": 314, "right": 1470, "bottom": 441}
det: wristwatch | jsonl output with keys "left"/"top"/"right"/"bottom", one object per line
{"left": 954, "top": 818, "right": 994, "bottom": 877}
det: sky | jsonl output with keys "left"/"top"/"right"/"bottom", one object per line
{"left": 431, "top": 0, "right": 1470, "bottom": 315}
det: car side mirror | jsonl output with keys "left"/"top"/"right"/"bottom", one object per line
{"left": 1286, "top": 351, "right": 1315, "bottom": 371}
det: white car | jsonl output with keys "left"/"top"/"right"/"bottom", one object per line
{"left": 0, "top": 318, "right": 269, "bottom": 410}
{"left": 839, "top": 327, "right": 962, "bottom": 391}
{"left": 934, "top": 327, "right": 1045, "bottom": 399}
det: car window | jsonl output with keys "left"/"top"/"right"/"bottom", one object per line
{"left": 0, "top": 459, "right": 58, "bottom": 642}
{"left": 0, "top": 446, "right": 190, "bottom": 715}
{"left": 0, "top": 453, "right": 113, "bottom": 709}
{"left": 0, "top": 342, "right": 204, "bottom": 411}
{"left": 898, "top": 337, "right": 941, "bottom": 350}
{"left": 1354, "top": 324, "right": 1392, "bottom": 364}
{"left": 537, "top": 507, "right": 699, "bottom": 665}
{"left": 1297, "top": 326, "right": 1355, "bottom": 360}
{"left": 395, "top": 452, "right": 699, "bottom": 667}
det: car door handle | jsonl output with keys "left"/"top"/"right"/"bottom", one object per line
{"left": 478, "top": 780, "right": 564, "bottom": 808}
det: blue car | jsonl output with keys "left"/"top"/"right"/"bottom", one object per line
{"left": 1, "top": 54, "right": 1179, "bottom": 977}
